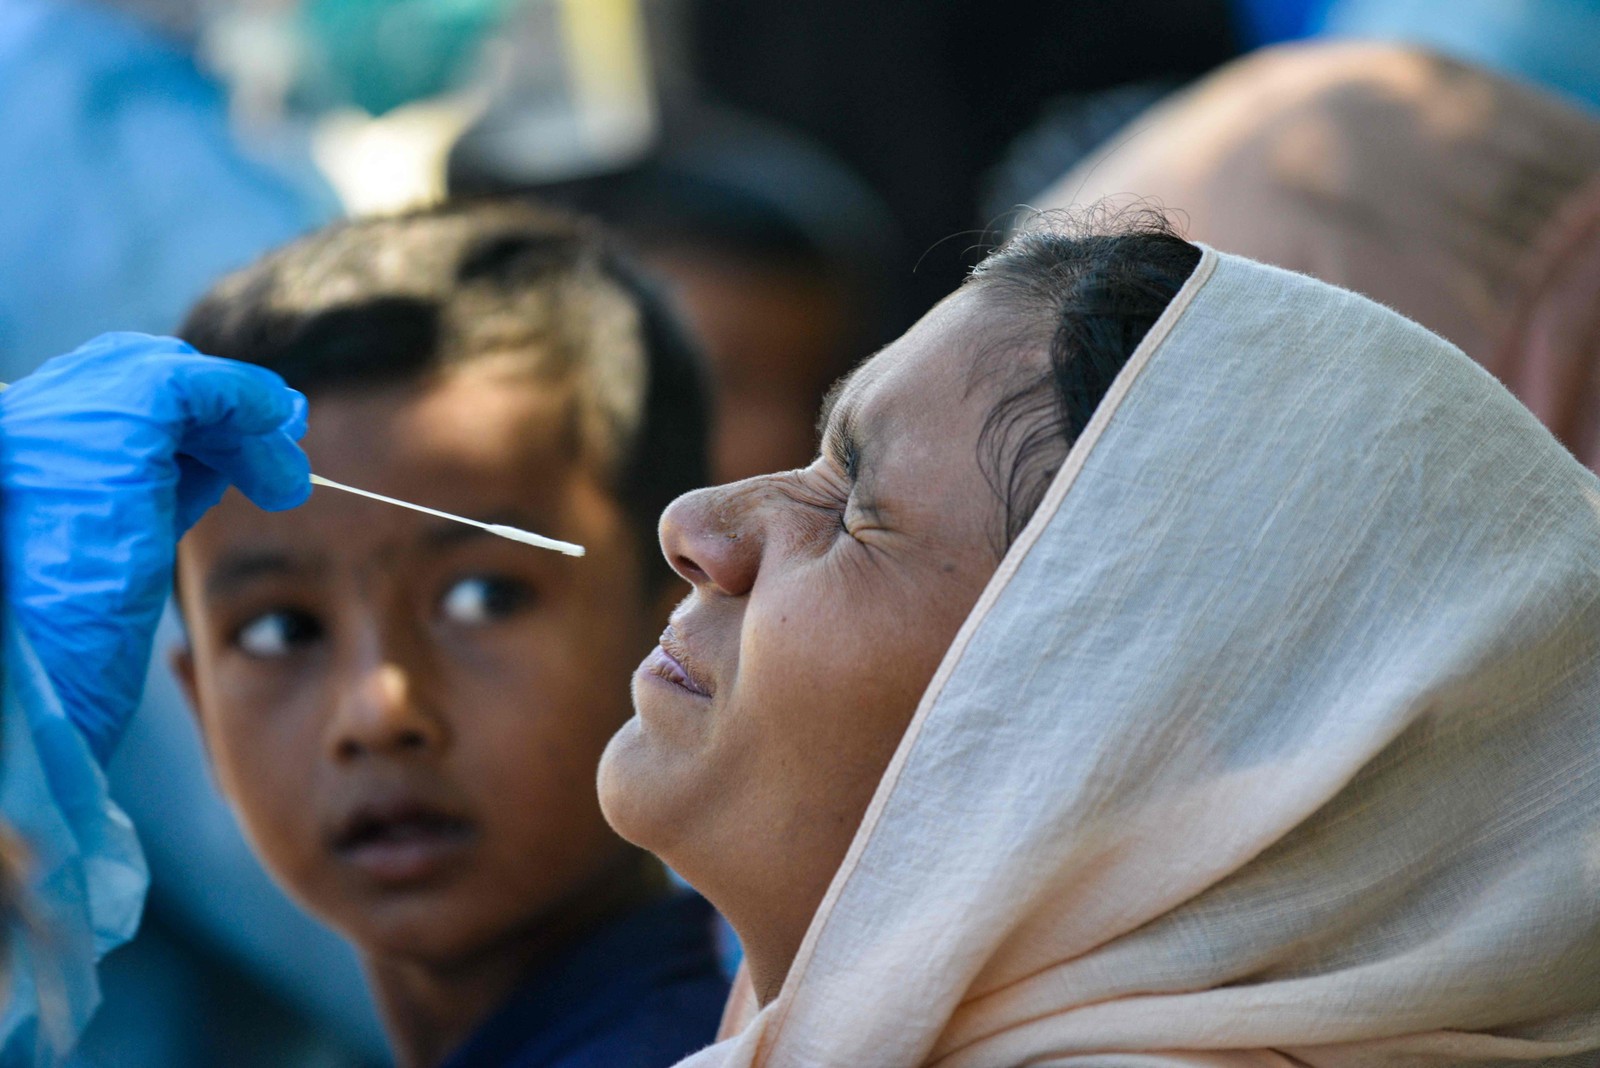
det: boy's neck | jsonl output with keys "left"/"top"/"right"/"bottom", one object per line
{"left": 364, "top": 851, "right": 670, "bottom": 1068}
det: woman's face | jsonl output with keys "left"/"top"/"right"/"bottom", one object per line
{"left": 598, "top": 286, "right": 1026, "bottom": 973}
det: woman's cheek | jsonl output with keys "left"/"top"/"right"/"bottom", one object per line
{"left": 752, "top": 582, "right": 864, "bottom": 698}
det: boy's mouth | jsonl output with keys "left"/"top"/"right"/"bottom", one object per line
{"left": 330, "top": 800, "right": 476, "bottom": 885}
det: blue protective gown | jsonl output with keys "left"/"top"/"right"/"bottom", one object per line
{"left": 1, "top": 620, "right": 147, "bottom": 1067}
{"left": 0, "top": 0, "right": 330, "bottom": 379}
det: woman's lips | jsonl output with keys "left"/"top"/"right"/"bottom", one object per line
{"left": 329, "top": 800, "right": 476, "bottom": 885}
{"left": 642, "top": 627, "right": 713, "bottom": 697}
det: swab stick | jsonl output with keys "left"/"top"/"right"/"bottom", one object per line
{"left": 309, "top": 475, "right": 585, "bottom": 557}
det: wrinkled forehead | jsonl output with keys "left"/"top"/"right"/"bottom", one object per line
{"left": 820, "top": 288, "right": 1019, "bottom": 441}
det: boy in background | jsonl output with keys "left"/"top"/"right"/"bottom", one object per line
{"left": 170, "top": 201, "right": 727, "bottom": 1068}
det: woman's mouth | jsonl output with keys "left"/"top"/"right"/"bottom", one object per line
{"left": 641, "top": 627, "right": 713, "bottom": 697}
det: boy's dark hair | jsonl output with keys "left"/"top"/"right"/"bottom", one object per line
{"left": 181, "top": 199, "right": 711, "bottom": 589}
{"left": 967, "top": 209, "right": 1202, "bottom": 550}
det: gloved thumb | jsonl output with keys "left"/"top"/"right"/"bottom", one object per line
{"left": 178, "top": 371, "right": 312, "bottom": 528}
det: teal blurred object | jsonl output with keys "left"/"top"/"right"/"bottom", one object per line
{"left": 1321, "top": 0, "right": 1600, "bottom": 112}
{"left": 296, "top": 0, "right": 520, "bottom": 115}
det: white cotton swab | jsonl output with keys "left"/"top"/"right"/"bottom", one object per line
{"left": 309, "top": 475, "right": 585, "bottom": 557}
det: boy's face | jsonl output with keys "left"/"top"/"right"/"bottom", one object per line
{"left": 175, "top": 356, "right": 658, "bottom": 966}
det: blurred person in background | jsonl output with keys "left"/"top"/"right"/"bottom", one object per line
{"left": 683, "top": 0, "right": 1242, "bottom": 326}
{"left": 0, "top": 0, "right": 332, "bottom": 379}
{"left": 453, "top": 102, "right": 905, "bottom": 481}
{"left": 450, "top": 0, "right": 1237, "bottom": 480}
{"left": 1035, "top": 41, "right": 1600, "bottom": 469}
{"left": 172, "top": 201, "right": 727, "bottom": 1068}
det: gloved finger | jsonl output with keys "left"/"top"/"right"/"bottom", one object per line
{"left": 179, "top": 379, "right": 311, "bottom": 517}
{"left": 174, "top": 454, "right": 231, "bottom": 533}
{"left": 282, "top": 388, "right": 309, "bottom": 442}
{"left": 181, "top": 426, "right": 312, "bottom": 517}
{"left": 6, "top": 342, "right": 307, "bottom": 506}
{"left": 26, "top": 331, "right": 201, "bottom": 384}
{"left": 174, "top": 355, "right": 305, "bottom": 439}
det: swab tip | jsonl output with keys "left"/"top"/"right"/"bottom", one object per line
{"left": 486, "top": 523, "right": 587, "bottom": 557}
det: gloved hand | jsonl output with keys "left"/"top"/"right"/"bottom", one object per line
{"left": 1, "top": 333, "right": 311, "bottom": 763}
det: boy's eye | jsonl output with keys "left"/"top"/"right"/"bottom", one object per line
{"left": 438, "top": 576, "right": 535, "bottom": 627}
{"left": 234, "top": 610, "right": 323, "bottom": 659}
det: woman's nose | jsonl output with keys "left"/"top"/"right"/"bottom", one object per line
{"left": 658, "top": 483, "right": 763, "bottom": 597}
{"left": 327, "top": 627, "right": 446, "bottom": 762}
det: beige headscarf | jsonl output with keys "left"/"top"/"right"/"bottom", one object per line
{"left": 1038, "top": 42, "right": 1600, "bottom": 470}
{"left": 681, "top": 247, "right": 1600, "bottom": 1067}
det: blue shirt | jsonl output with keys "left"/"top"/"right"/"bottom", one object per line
{"left": 440, "top": 891, "right": 730, "bottom": 1068}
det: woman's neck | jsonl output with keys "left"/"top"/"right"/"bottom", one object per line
{"left": 743, "top": 937, "right": 802, "bottom": 1008}
{"left": 719, "top": 884, "right": 823, "bottom": 1008}
{"left": 364, "top": 852, "right": 668, "bottom": 1068}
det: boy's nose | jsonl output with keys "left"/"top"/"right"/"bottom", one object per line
{"left": 329, "top": 661, "right": 446, "bottom": 763}
{"left": 658, "top": 483, "right": 763, "bottom": 598}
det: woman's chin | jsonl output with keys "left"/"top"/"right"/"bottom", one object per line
{"left": 596, "top": 718, "right": 646, "bottom": 840}
{"left": 597, "top": 716, "right": 695, "bottom": 856}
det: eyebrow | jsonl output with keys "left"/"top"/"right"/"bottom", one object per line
{"left": 817, "top": 368, "right": 868, "bottom": 483}
{"left": 204, "top": 552, "right": 323, "bottom": 600}
{"left": 816, "top": 365, "right": 863, "bottom": 443}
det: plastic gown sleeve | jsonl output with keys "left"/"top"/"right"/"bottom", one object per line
{"left": 1, "top": 616, "right": 146, "bottom": 1066}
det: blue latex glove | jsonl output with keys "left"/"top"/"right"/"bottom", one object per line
{"left": 1, "top": 333, "right": 311, "bottom": 763}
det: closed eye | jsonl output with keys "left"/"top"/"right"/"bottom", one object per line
{"left": 762, "top": 466, "right": 856, "bottom": 547}
{"left": 823, "top": 421, "right": 862, "bottom": 484}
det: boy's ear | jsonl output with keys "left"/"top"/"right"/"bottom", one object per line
{"left": 168, "top": 644, "right": 213, "bottom": 759}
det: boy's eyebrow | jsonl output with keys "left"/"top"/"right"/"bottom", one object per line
{"left": 204, "top": 551, "right": 323, "bottom": 599}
